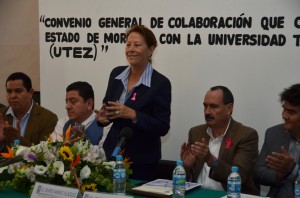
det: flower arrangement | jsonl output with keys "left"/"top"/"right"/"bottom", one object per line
{"left": 0, "top": 126, "right": 132, "bottom": 195}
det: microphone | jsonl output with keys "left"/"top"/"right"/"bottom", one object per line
{"left": 111, "top": 127, "right": 133, "bottom": 160}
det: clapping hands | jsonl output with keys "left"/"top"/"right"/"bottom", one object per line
{"left": 265, "top": 146, "right": 295, "bottom": 173}
{"left": 0, "top": 114, "right": 21, "bottom": 147}
{"left": 265, "top": 146, "right": 295, "bottom": 181}
{"left": 180, "top": 142, "right": 196, "bottom": 168}
{"left": 94, "top": 101, "right": 137, "bottom": 124}
{"left": 181, "top": 138, "right": 215, "bottom": 168}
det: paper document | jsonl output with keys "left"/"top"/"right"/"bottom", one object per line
{"left": 144, "top": 179, "right": 201, "bottom": 191}
{"left": 132, "top": 185, "right": 173, "bottom": 196}
{"left": 131, "top": 179, "right": 201, "bottom": 196}
{"left": 221, "top": 194, "right": 269, "bottom": 198}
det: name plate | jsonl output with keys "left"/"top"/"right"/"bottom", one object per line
{"left": 31, "top": 182, "right": 80, "bottom": 198}
{"left": 82, "top": 191, "right": 132, "bottom": 198}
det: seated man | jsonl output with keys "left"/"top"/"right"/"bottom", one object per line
{"left": 51, "top": 81, "right": 103, "bottom": 145}
{"left": 0, "top": 72, "right": 58, "bottom": 148}
{"left": 253, "top": 83, "right": 300, "bottom": 198}
{"left": 181, "top": 85, "right": 259, "bottom": 195}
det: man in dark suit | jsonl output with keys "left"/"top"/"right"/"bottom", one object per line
{"left": 253, "top": 84, "right": 300, "bottom": 198}
{"left": 181, "top": 86, "right": 259, "bottom": 195}
{"left": 0, "top": 72, "right": 58, "bottom": 149}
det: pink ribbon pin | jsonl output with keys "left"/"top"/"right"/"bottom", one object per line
{"left": 131, "top": 93, "right": 137, "bottom": 101}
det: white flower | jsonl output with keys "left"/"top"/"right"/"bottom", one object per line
{"left": 31, "top": 145, "right": 42, "bottom": 153}
{"left": 102, "top": 161, "right": 115, "bottom": 166}
{"left": 53, "top": 161, "right": 64, "bottom": 175}
{"left": 15, "top": 146, "right": 30, "bottom": 157}
{"left": 81, "top": 145, "right": 105, "bottom": 165}
{"left": 24, "top": 166, "right": 35, "bottom": 182}
{"left": 43, "top": 151, "right": 56, "bottom": 164}
{"left": 31, "top": 141, "right": 49, "bottom": 155}
{"left": 63, "top": 171, "right": 71, "bottom": 183}
{"left": 80, "top": 165, "right": 91, "bottom": 179}
{"left": 33, "top": 165, "right": 47, "bottom": 175}
{"left": 73, "top": 141, "right": 83, "bottom": 150}
{"left": 102, "top": 161, "right": 115, "bottom": 170}
{"left": 7, "top": 162, "right": 24, "bottom": 174}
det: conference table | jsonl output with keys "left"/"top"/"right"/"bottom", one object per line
{"left": 0, "top": 187, "right": 227, "bottom": 198}
{"left": 0, "top": 179, "right": 227, "bottom": 198}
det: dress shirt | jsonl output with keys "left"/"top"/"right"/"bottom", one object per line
{"left": 51, "top": 112, "right": 96, "bottom": 142}
{"left": 5, "top": 100, "right": 33, "bottom": 137}
{"left": 198, "top": 119, "right": 231, "bottom": 191}
{"left": 115, "top": 63, "right": 153, "bottom": 104}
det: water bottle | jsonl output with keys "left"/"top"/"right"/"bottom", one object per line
{"left": 295, "top": 170, "right": 300, "bottom": 198}
{"left": 173, "top": 160, "right": 186, "bottom": 198}
{"left": 12, "top": 139, "right": 20, "bottom": 150}
{"left": 227, "top": 166, "right": 241, "bottom": 198}
{"left": 113, "top": 155, "right": 126, "bottom": 195}
{"left": 13, "top": 139, "right": 20, "bottom": 146}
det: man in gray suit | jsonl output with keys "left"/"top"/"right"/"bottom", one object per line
{"left": 253, "top": 83, "right": 300, "bottom": 198}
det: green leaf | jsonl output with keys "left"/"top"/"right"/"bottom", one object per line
{"left": 0, "top": 156, "right": 23, "bottom": 168}
{"left": 0, "top": 169, "right": 13, "bottom": 181}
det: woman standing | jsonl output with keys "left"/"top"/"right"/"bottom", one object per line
{"left": 95, "top": 25, "right": 171, "bottom": 181}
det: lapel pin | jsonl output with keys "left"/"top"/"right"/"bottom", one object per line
{"left": 131, "top": 93, "right": 137, "bottom": 101}
{"left": 225, "top": 137, "right": 233, "bottom": 150}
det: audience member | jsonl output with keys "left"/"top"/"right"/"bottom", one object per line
{"left": 0, "top": 72, "right": 58, "bottom": 149}
{"left": 95, "top": 25, "right": 171, "bottom": 181}
{"left": 181, "top": 85, "right": 259, "bottom": 195}
{"left": 51, "top": 81, "right": 103, "bottom": 145}
{"left": 253, "top": 83, "right": 300, "bottom": 198}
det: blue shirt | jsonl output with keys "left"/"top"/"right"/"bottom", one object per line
{"left": 6, "top": 100, "right": 33, "bottom": 137}
{"left": 115, "top": 63, "right": 153, "bottom": 104}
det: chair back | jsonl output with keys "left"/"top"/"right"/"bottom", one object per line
{"left": 157, "top": 159, "right": 177, "bottom": 180}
